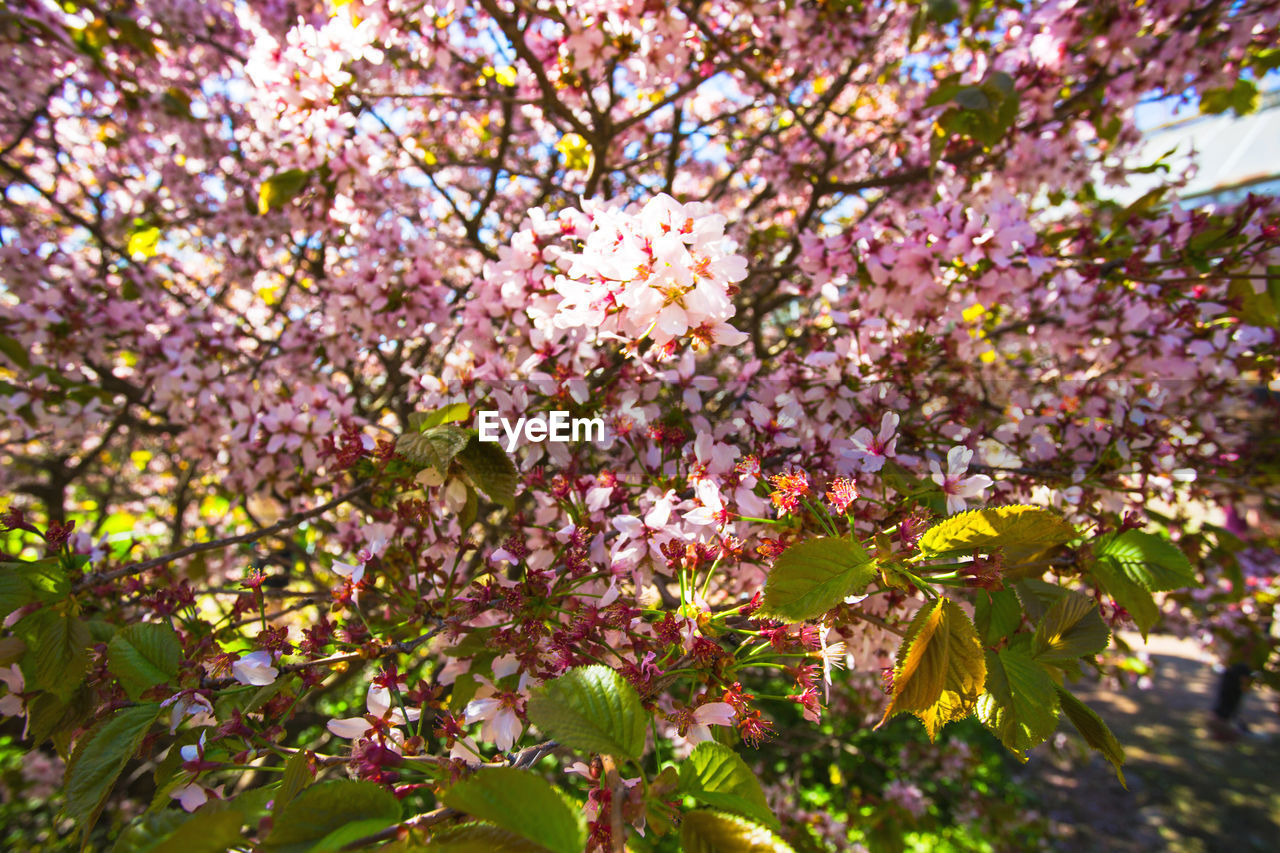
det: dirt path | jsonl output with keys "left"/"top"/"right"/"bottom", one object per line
{"left": 1017, "top": 634, "right": 1280, "bottom": 853}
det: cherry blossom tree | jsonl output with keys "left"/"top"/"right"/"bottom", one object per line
{"left": 1, "top": 0, "right": 1279, "bottom": 849}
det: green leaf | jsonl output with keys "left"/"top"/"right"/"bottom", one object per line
{"left": 111, "top": 804, "right": 245, "bottom": 853}
{"left": 127, "top": 226, "right": 162, "bottom": 259}
{"left": 424, "top": 823, "right": 547, "bottom": 852}
{"left": 0, "top": 571, "right": 34, "bottom": 618}
{"left": 415, "top": 402, "right": 471, "bottom": 431}
{"left": 974, "top": 588, "right": 1022, "bottom": 646}
{"left": 28, "top": 687, "right": 91, "bottom": 748}
{"left": 526, "top": 665, "right": 647, "bottom": 761}
{"left": 262, "top": 780, "right": 401, "bottom": 853}
{"left": 1012, "top": 577, "right": 1068, "bottom": 625}
{"left": 64, "top": 703, "right": 163, "bottom": 835}
{"left": 273, "top": 749, "right": 315, "bottom": 816}
{"left": 918, "top": 505, "right": 1076, "bottom": 556}
{"left": 953, "top": 86, "right": 991, "bottom": 111}
{"left": 457, "top": 436, "right": 519, "bottom": 508}
{"left": 1230, "top": 277, "right": 1278, "bottom": 327}
{"left": 443, "top": 768, "right": 586, "bottom": 853}
{"left": 4, "top": 557, "right": 71, "bottom": 601}
{"left": 1055, "top": 686, "right": 1126, "bottom": 786}
{"left": 459, "top": 484, "right": 479, "bottom": 530}
{"left": 0, "top": 335, "right": 30, "bottom": 370}
{"left": 21, "top": 605, "right": 90, "bottom": 700}
{"left": 678, "top": 742, "right": 780, "bottom": 831}
{"left": 397, "top": 424, "right": 469, "bottom": 474}
{"left": 1032, "top": 591, "right": 1109, "bottom": 662}
{"left": 1098, "top": 530, "right": 1196, "bottom": 592}
{"left": 311, "top": 818, "right": 404, "bottom": 852}
{"left": 1091, "top": 558, "right": 1159, "bottom": 639}
{"left": 108, "top": 622, "right": 183, "bottom": 700}
{"left": 258, "top": 169, "right": 310, "bottom": 215}
{"left": 679, "top": 810, "right": 796, "bottom": 853}
{"left": 1200, "top": 79, "right": 1259, "bottom": 116}
{"left": 978, "top": 646, "right": 1059, "bottom": 755}
{"left": 880, "top": 598, "right": 987, "bottom": 740}
{"left": 759, "top": 537, "right": 875, "bottom": 623}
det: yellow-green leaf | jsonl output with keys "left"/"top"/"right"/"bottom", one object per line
{"left": 679, "top": 742, "right": 780, "bottom": 831}
{"left": 759, "top": 537, "right": 875, "bottom": 623}
{"left": 880, "top": 598, "right": 987, "bottom": 741}
{"left": 977, "top": 644, "right": 1059, "bottom": 755}
{"left": 126, "top": 227, "right": 161, "bottom": 259}
{"left": 555, "top": 133, "right": 592, "bottom": 171}
{"left": 526, "top": 665, "right": 647, "bottom": 761}
{"left": 442, "top": 768, "right": 585, "bottom": 853}
{"left": 424, "top": 823, "right": 546, "bottom": 852}
{"left": 1032, "top": 591, "right": 1109, "bottom": 662}
{"left": 1055, "top": 685, "right": 1126, "bottom": 786}
{"left": 680, "top": 810, "right": 795, "bottom": 853}
{"left": 258, "top": 169, "right": 310, "bottom": 215}
{"left": 917, "top": 505, "right": 1076, "bottom": 556}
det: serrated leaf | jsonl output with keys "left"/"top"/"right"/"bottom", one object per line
{"left": 0, "top": 571, "right": 34, "bottom": 620}
{"left": 1012, "top": 577, "right": 1067, "bottom": 625}
{"left": 1097, "top": 530, "right": 1195, "bottom": 592}
{"left": 678, "top": 742, "right": 779, "bottom": 830}
{"left": 311, "top": 818, "right": 403, "bottom": 852}
{"left": 111, "top": 803, "right": 244, "bottom": 853}
{"left": 64, "top": 703, "right": 163, "bottom": 836}
{"left": 974, "top": 588, "right": 1021, "bottom": 645}
{"left": 425, "top": 823, "right": 547, "bottom": 852}
{"left": 20, "top": 605, "right": 90, "bottom": 700}
{"left": 416, "top": 402, "right": 471, "bottom": 431}
{"left": 1032, "top": 591, "right": 1109, "bottom": 662}
{"left": 28, "top": 687, "right": 90, "bottom": 747}
{"left": 759, "top": 537, "right": 875, "bottom": 623}
{"left": 273, "top": 749, "right": 315, "bottom": 816}
{"left": 680, "top": 810, "right": 796, "bottom": 853}
{"left": 108, "top": 622, "right": 183, "bottom": 700}
{"left": 880, "top": 598, "right": 986, "bottom": 740}
{"left": 457, "top": 436, "right": 519, "bottom": 508}
{"left": 1055, "top": 686, "right": 1126, "bottom": 786}
{"left": 258, "top": 169, "right": 309, "bottom": 215}
{"left": 397, "top": 425, "right": 469, "bottom": 474}
{"left": 978, "top": 646, "right": 1059, "bottom": 755}
{"left": 443, "top": 768, "right": 585, "bottom": 853}
{"left": 526, "top": 665, "right": 646, "bottom": 761}
{"left": 262, "top": 780, "right": 401, "bottom": 853}
{"left": 917, "top": 505, "right": 1076, "bottom": 556}
{"left": 5, "top": 557, "right": 71, "bottom": 601}
{"left": 1091, "top": 558, "right": 1159, "bottom": 639}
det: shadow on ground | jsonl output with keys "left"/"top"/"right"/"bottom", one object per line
{"left": 1016, "top": 635, "right": 1280, "bottom": 853}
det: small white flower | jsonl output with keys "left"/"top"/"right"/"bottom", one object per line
{"left": 332, "top": 559, "right": 366, "bottom": 602}
{"left": 231, "top": 651, "right": 279, "bottom": 686}
{"left": 686, "top": 701, "right": 736, "bottom": 744}
{"left": 464, "top": 693, "right": 522, "bottom": 752}
{"left": 326, "top": 681, "right": 420, "bottom": 741}
{"left": 180, "top": 732, "right": 207, "bottom": 763}
{"left": 171, "top": 783, "right": 221, "bottom": 812}
{"left": 929, "top": 446, "right": 994, "bottom": 514}
{"left": 161, "top": 692, "right": 216, "bottom": 734}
